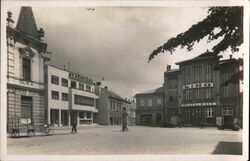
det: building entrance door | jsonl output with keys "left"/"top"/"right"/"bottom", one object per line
{"left": 224, "top": 115, "right": 233, "bottom": 124}
{"left": 61, "top": 110, "right": 68, "bottom": 126}
{"left": 21, "top": 96, "right": 32, "bottom": 119}
{"left": 50, "top": 109, "right": 59, "bottom": 126}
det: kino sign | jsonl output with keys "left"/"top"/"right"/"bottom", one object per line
{"left": 181, "top": 102, "right": 216, "bottom": 107}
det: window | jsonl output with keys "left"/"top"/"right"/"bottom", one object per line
{"left": 51, "top": 75, "right": 59, "bottom": 85}
{"left": 205, "top": 65, "right": 212, "bottom": 82}
{"left": 221, "top": 71, "right": 234, "bottom": 97}
{"left": 62, "top": 93, "right": 68, "bottom": 101}
{"left": 168, "top": 78, "right": 177, "bottom": 89}
{"left": 183, "top": 67, "right": 190, "bottom": 84}
{"left": 71, "top": 81, "right": 77, "bottom": 89}
{"left": 86, "top": 85, "right": 91, "bottom": 92}
{"left": 193, "top": 88, "right": 201, "bottom": 100}
{"left": 22, "top": 58, "right": 31, "bottom": 81}
{"left": 52, "top": 91, "right": 59, "bottom": 100}
{"left": 169, "top": 90, "right": 177, "bottom": 102}
{"left": 61, "top": 78, "right": 68, "bottom": 87}
{"left": 157, "top": 98, "right": 162, "bottom": 105}
{"left": 79, "top": 83, "right": 85, "bottom": 91}
{"left": 222, "top": 107, "right": 233, "bottom": 115}
{"left": 110, "top": 101, "right": 114, "bottom": 110}
{"left": 21, "top": 96, "right": 32, "bottom": 118}
{"left": 140, "top": 99, "right": 144, "bottom": 106}
{"left": 74, "top": 94, "right": 94, "bottom": 106}
{"left": 185, "top": 109, "right": 191, "bottom": 118}
{"left": 148, "top": 99, "right": 152, "bottom": 107}
{"left": 206, "top": 108, "right": 213, "bottom": 118}
{"left": 184, "top": 89, "right": 191, "bottom": 101}
{"left": 204, "top": 88, "right": 212, "bottom": 99}
{"left": 196, "top": 108, "right": 202, "bottom": 117}
{"left": 87, "top": 112, "right": 92, "bottom": 119}
{"left": 193, "top": 66, "right": 202, "bottom": 83}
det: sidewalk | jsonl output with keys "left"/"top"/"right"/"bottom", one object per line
{"left": 8, "top": 124, "right": 101, "bottom": 138}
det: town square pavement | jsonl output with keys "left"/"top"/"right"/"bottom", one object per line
{"left": 7, "top": 125, "right": 242, "bottom": 155}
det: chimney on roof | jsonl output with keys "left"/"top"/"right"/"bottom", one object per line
{"left": 229, "top": 55, "right": 232, "bottom": 59}
{"left": 96, "top": 82, "right": 101, "bottom": 86}
{"left": 38, "top": 28, "right": 45, "bottom": 41}
{"left": 167, "top": 65, "right": 171, "bottom": 71}
{"left": 104, "top": 86, "right": 108, "bottom": 89}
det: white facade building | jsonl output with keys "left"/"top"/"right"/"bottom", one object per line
{"left": 45, "top": 65, "right": 98, "bottom": 126}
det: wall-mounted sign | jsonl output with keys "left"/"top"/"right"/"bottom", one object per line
{"left": 183, "top": 82, "right": 213, "bottom": 89}
{"left": 69, "top": 72, "right": 93, "bottom": 84}
{"left": 181, "top": 102, "right": 216, "bottom": 107}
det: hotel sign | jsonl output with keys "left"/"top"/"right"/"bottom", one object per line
{"left": 183, "top": 83, "right": 213, "bottom": 89}
{"left": 69, "top": 72, "right": 93, "bottom": 84}
{"left": 181, "top": 102, "right": 216, "bottom": 107}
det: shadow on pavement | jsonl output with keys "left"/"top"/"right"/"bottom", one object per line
{"left": 212, "top": 141, "right": 242, "bottom": 155}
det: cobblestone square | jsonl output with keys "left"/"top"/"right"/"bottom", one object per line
{"left": 7, "top": 125, "right": 242, "bottom": 155}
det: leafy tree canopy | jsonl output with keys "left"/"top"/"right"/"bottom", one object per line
{"left": 148, "top": 7, "right": 243, "bottom": 63}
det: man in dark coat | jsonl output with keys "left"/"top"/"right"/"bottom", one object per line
{"left": 71, "top": 116, "right": 77, "bottom": 134}
{"left": 122, "top": 107, "right": 128, "bottom": 131}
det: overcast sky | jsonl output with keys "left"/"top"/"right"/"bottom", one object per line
{"left": 8, "top": 6, "right": 243, "bottom": 99}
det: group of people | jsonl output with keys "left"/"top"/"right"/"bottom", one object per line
{"left": 71, "top": 109, "right": 129, "bottom": 133}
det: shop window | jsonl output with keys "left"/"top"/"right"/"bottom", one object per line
{"left": 222, "top": 107, "right": 233, "bottom": 115}
{"left": 196, "top": 108, "right": 202, "bottom": 117}
{"left": 206, "top": 108, "right": 213, "bottom": 118}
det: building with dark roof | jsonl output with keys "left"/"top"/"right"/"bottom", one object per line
{"left": 95, "top": 86, "right": 130, "bottom": 125}
{"left": 135, "top": 87, "right": 164, "bottom": 126}
{"left": 6, "top": 7, "right": 50, "bottom": 134}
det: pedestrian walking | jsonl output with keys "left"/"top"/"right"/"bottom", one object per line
{"left": 122, "top": 107, "right": 128, "bottom": 131}
{"left": 71, "top": 119, "right": 77, "bottom": 134}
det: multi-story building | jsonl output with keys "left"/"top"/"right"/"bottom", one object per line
{"left": 126, "top": 99, "right": 136, "bottom": 126}
{"left": 164, "top": 52, "right": 241, "bottom": 127}
{"left": 164, "top": 68, "right": 181, "bottom": 125}
{"left": 6, "top": 7, "right": 50, "bottom": 132}
{"left": 135, "top": 87, "right": 164, "bottom": 126}
{"left": 96, "top": 86, "right": 130, "bottom": 125}
{"left": 45, "top": 65, "right": 99, "bottom": 126}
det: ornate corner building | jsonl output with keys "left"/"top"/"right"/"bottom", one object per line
{"left": 6, "top": 7, "right": 50, "bottom": 132}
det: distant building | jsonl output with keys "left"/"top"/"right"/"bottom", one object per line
{"left": 126, "top": 99, "right": 136, "bottom": 126}
{"left": 96, "top": 86, "right": 130, "bottom": 125}
{"left": 165, "top": 52, "right": 241, "bottom": 127}
{"left": 6, "top": 7, "right": 50, "bottom": 132}
{"left": 164, "top": 69, "right": 180, "bottom": 126}
{"left": 45, "top": 65, "right": 99, "bottom": 126}
{"left": 135, "top": 87, "right": 164, "bottom": 126}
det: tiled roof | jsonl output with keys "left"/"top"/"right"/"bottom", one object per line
{"left": 136, "top": 86, "right": 164, "bottom": 95}
{"left": 102, "top": 88, "right": 130, "bottom": 104}
{"left": 16, "top": 7, "right": 38, "bottom": 39}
